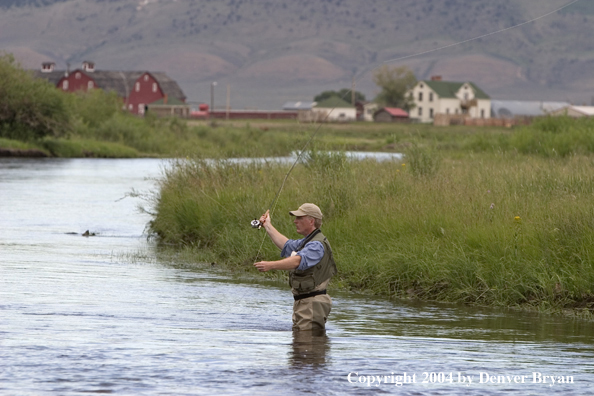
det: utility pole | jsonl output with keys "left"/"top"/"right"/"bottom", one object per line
{"left": 351, "top": 76, "right": 355, "bottom": 106}
{"left": 210, "top": 81, "right": 217, "bottom": 113}
{"left": 226, "top": 84, "right": 230, "bottom": 121}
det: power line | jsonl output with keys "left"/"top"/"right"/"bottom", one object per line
{"left": 383, "top": 0, "right": 582, "bottom": 64}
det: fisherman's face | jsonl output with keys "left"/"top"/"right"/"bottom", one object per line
{"left": 294, "top": 215, "right": 315, "bottom": 236}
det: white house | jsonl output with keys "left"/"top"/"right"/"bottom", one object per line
{"left": 312, "top": 97, "right": 357, "bottom": 122}
{"left": 408, "top": 76, "right": 491, "bottom": 123}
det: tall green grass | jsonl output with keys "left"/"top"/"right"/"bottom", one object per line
{"left": 41, "top": 137, "right": 140, "bottom": 158}
{"left": 148, "top": 150, "right": 594, "bottom": 314}
{"left": 466, "top": 116, "right": 594, "bottom": 157}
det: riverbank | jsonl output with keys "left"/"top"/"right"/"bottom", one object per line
{"left": 5, "top": 113, "right": 594, "bottom": 159}
{"left": 147, "top": 117, "right": 594, "bottom": 317}
{"left": 0, "top": 119, "right": 507, "bottom": 158}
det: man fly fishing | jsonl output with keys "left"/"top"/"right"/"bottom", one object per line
{"left": 254, "top": 203, "right": 337, "bottom": 332}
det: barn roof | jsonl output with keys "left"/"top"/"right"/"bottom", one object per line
{"left": 150, "top": 72, "right": 186, "bottom": 101}
{"left": 89, "top": 71, "right": 143, "bottom": 97}
{"left": 31, "top": 69, "right": 186, "bottom": 101}
{"left": 30, "top": 70, "right": 65, "bottom": 85}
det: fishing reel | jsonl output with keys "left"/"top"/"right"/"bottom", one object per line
{"left": 250, "top": 219, "right": 262, "bottom": 229}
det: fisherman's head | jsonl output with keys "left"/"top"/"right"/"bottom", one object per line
{"left": 289, "top": 203, "right": 323, "bottom": 235}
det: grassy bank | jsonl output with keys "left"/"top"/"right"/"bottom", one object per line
{"left": 0, "top": 117, "right": 305, "bottom": 158}
{"left": 148, "top": 118, "right": 594, "bottom": 315}
{"left": 148, "top": 152, "right": 594, "bottom": 315}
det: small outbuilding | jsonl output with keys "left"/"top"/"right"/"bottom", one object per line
{"left": 549, "top": 105, "right": 594, "bottom": 118}
{"left": 373, "top": 107, "right": 409, "bottom": 122}
{"left": 312, "top": 97, "right": 356, "bottom": 122}
{"left": 355, "top": 101, "right": 379, "bottom": 121}
{"left": 146, "top": 96, "right": 191, "bottom": 117}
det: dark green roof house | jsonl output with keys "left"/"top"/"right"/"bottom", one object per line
{"left": 408, "top": 77, "right": 492, "bottom": 123}
{"left": 312, "top": 96, "right": 356, "bottom": 122}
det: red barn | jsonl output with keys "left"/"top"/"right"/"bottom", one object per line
{"left": 33, "top": 61, "right": 187, "bottom": 115}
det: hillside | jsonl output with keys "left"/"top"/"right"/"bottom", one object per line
{"left": 2, "top": 0, "right": 593, "bottom": 109}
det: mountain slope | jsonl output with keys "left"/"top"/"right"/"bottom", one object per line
{"left": 2, "top": 0, "right": 592, "bottom": 108}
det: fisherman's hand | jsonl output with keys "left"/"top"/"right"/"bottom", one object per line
{"left": 259, "top": 210, "right": 270, "bottom": 227}
{"left": 254, "top": 261, "right": 273, "bottom": 272}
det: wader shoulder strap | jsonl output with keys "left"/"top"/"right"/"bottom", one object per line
{"left": 296, "top": 229, "right": 321, "bottom": 252}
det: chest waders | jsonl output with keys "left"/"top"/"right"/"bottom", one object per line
{"left": 289, "top": 229, "right": 337, "bottom": 296}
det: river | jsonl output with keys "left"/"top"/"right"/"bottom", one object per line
{"left": 1, "top": 158, "right": 593, "bottom": 395}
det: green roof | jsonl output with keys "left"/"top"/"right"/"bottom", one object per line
{"left": 315, "top": 96, "right": 355, "bottom": 108}
{"left": 423, "top": 80, "right": 490, "bottom": 99}
{"left": 149, "top": 96, "right": 187, "bottom": 105}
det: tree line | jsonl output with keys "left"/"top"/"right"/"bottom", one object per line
{"left": 313, "top": 65, "right": 417, "bottom": 110}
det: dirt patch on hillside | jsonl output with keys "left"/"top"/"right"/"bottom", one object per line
{"left": 237, "top": 54, "right": 347, "bottom": 83}
{"left": 426, "top": 54, "right": 524, "bottom": 87}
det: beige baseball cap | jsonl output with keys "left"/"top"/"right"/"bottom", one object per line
{"left": 289, "top": 203, "right": 323, "bottom": 219}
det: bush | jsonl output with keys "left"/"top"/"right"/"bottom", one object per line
{"left": 67, "top": 89, "right": 122, "bottom": 128}
{"left": 0, "top": 53, "right": 71, "bottom": 141}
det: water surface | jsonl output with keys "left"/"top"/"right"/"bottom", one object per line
{"left": 1, "top": 158, "right": 593, "bottom": 395}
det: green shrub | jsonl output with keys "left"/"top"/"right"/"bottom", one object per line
{"left": 67, "top": 89, "right": 122, "bottom": 128}
{"left": 0, "top": 53, "right": 71, "bottom": 141}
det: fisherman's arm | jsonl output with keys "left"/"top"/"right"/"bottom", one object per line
{"left": 254, "top": 255, "right": 300, "bottom": 272}
{"left": 259, "top": 210, "right": 288, "bottom": 249}
{"left": 254, "top": 240, "right": 324, "bottom": 272}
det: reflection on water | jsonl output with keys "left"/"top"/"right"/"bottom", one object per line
{"left": 331, "top": 294, "right": 594, "bottom": 344}
{"left": 1, "top": 158, "right": 594, "bottom": 395}
{"left": 290, "top": 330, "right": 330, "bottom": 367}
